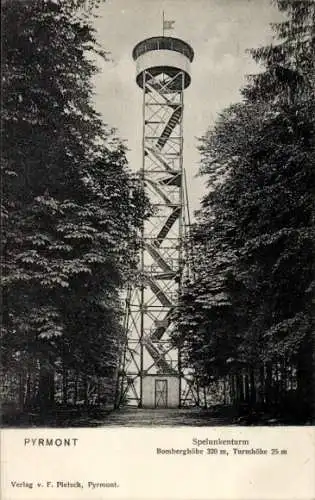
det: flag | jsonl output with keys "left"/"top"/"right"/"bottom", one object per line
{"left": 163, "top": 19, "right": 175, "bottom": 31}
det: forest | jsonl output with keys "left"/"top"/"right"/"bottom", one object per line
{"left": 174, "top": 0, "right": 314, "bottom": 424}
{"left": 1, "top": 0, "right": 314, "bottom": 426}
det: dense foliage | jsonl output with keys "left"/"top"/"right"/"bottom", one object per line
{"left": 175, "top": 0, "right": 314, "bottom": 422}
{"left": 1, "top": 0, "right": 147, "bottom": 412}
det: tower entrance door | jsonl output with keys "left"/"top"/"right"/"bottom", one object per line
{"left": 155, "top": 379, "right": 168, "bottom": 408}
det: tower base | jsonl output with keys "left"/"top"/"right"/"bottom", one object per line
{"left": 142, "top": 374, "right": 180, "bottom": 409}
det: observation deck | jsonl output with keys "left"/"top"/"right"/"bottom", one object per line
{"left": 132, "top": 36, "right": 194, "bottom": 90}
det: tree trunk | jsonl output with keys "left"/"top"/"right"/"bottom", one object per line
{"left": 265, "top": 362, "right": 273, "bottom": 406}
{"left": 18, "top": 372, "right": 25, "bottom": 411}
{"left": 258, "top": 365, "right": 265, "bottom": 405}
{"left": 203, "top": 386, "right": 208, "bottom": 409}
{"left": 24, "top": 372, "right": 32, "bottom": 409}
{"left": 249, "top": 368, "right": 256, "bottom": 405}
{"left": 236, "top": 373, "right": 244, "bottom": 403}
{"left": 74, "top": 374, "right": 78, "bottom": 405}
{"left": 244, "top": 372, "right": 250, "bottom": 403}
{"left": 38, "top": 359, "right": 55, "bottom": 413}
{"left": 229, "top": 375, "right": 235, "bottom": 405}
{"left": 296, "top": 333, "right": 314, "bottom": 421}
{"left": 62, "top": 364, "right": 68, "bottom": 405}
{"left": 84, "top": 377, "right": 89, "bottom": 406}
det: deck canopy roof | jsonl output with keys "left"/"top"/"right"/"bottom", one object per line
{"left": 132, "top": 36, "right": 194, "bottom": 62}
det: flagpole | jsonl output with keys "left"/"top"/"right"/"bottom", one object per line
{"left": 162, "top": 10, "right": 164, "bottom": 37}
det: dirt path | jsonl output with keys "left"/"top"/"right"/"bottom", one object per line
{"left": 94, "top": 407, "right": 237, "bottom": 427}
{"left": 3, "top": 406, "right": 239, "bottom": 427}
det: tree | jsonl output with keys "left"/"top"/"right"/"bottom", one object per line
{"left": 175, "top": 0, "right": 314, "bottom": 421}
{"left": 1, "top": 0, "right": 147, "bottom": 413}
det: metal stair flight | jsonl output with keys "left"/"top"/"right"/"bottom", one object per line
{"left": 156, "top": 106, "right": 182, "bottom": 150}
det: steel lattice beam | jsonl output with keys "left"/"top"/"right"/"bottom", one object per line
{"left": 116, "top": 37, "right": 200, "bottom": 409}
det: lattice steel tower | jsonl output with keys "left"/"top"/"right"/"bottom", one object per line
{"left": 117, "top": 36, "right": 196, "bottom": 408}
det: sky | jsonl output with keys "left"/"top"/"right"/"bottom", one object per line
{"left": 91, "top": 0, "right": 282, "bottom": 214}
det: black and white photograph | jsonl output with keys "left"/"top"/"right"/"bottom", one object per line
{"left": 2, "top": 0, "right": 314, "bottom": 429}
{"left": 1, "top": 1, "right": 315, "bottom": 496}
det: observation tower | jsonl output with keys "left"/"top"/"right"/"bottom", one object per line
{"left": 117, "top": 35, "right": 197, "bottom": 408}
